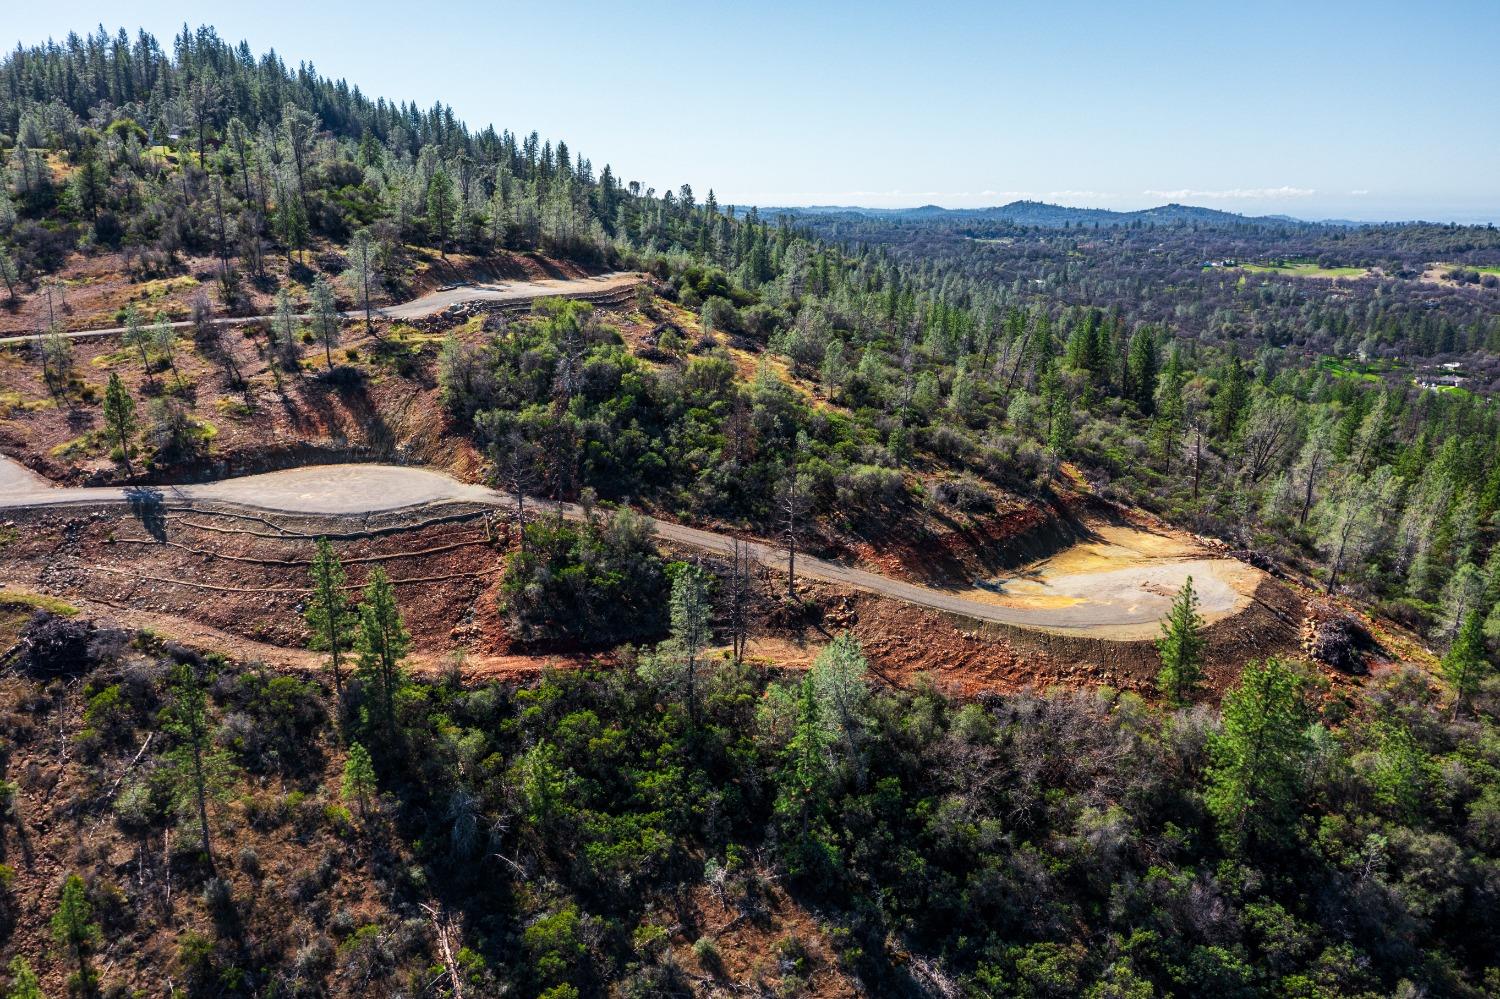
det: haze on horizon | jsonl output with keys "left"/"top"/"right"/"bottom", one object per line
{"left": 13, "top": 0, "right": 1500, "bottom": 224}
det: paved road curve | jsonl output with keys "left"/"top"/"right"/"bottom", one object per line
{"left": 0, "top": 460, "right": 1257, "bottom": 638}
{"left": 0, "top": 272, "right": 643, "bottom": 346}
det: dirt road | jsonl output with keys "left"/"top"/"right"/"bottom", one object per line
{"left": 0, "top": 272, "right": 643, "bottom": 346}
{"left": 0, "top": 459, "right": 1259, "bottom": 638}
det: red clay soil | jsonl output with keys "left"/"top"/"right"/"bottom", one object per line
{"left": 785, "top": 572, "right": 1309, "bottom": 702}
{"left": 0, "top": 503, "right": 480, "bottom": 652}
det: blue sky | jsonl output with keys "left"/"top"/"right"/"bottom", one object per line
{"left": 12, "top": 1, "right": 1500, "bottom": 221}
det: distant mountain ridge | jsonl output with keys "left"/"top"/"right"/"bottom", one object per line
{"left": 742, "top": 199, "right": 1327, "bottom": 228}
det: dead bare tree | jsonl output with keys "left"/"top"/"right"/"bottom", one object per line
{"left": 726, "top": 538, "right": 754, "bottom": 664}
{"left": 420, "top": 903, "right": 467, "bottom": 999}
{"left": 191, "top": 291, "right": 242, "bottom": 387}
{"left": 777, "top": 472, "right": 811, "bottom": 602}
{"left": 1185, "top": 419, "right": 1207, "bottom": 500}
{"left": 1238, "top": 393, "right": 1299, "bottom": 484}
{"left": 492, "top": 432, "right": 540, "bottom": 552}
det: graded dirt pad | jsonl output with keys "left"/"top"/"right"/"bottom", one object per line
{"left": 0, "top": 462, "right": 493, "bottom": 513}
{"left": 951, "top": 520, "right": 1263, "bottom": 641}
{"left": 831, "top": 570, "right": 1301, "bottom": 700}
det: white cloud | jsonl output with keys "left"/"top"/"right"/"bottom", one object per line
{"left": 1349, "top": 189, "right": 1370, "bottom": 196}
{"left": 1144, "top": 186, "right": 1316, "bottom": 200}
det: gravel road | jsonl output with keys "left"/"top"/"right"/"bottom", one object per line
{"left": 0, "top": 459, "right": 1258, "bottom": 638}
{"left": 0, "top": 272, "right": 642, "bottom": 345}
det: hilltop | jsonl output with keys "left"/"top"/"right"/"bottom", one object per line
{"left": 749, "top": 199, "right": 1302, "bottom": 228}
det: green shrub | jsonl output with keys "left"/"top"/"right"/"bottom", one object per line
{"left": 500, "top": 509, "right": 667, "bottom": 645}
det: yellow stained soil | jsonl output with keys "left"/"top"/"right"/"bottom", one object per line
{"left": 951, "top": 520, "right": 1260, "bottom": 639}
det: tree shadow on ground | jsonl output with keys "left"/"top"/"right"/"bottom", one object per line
{"left": 125, "top": 487, "right": 167, "bottom": 540}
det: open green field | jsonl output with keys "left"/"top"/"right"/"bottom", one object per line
{"left": 1438, "top": 262, "right": 1500, "bottom": 275}
{"left": 1319, "top": 356, "right": 1395, "bottom": 382}
{"left": 1238, "top": 260, "right": 1369, "bottom": 279}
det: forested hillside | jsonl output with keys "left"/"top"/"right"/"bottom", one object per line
{"left": 0, "top": 24, "right": 1499, "bottom": 999}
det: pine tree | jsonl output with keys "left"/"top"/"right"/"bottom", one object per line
{"left": 4, "top": 956, "right": 42, "bottom": 999}
{"left": 309, "top": 275, "right": 340, "bottom": 370}
{"left": 1154, "top": 346, "right": 1185, "bottom": 472}
{"left": 341, "top": 741, "right": 378, "bottom": 821}
{"left": 784, "top": 672, "right": 831, "bottom": 844}
{"left": 274, "top": 179, "right": 309, "bottom": 263}
{"left": 270, "top": 287, "right": 300, "bottom": 375}
{"left": 38, "top": 328, "right": 73, "bottom": 402}
{"left": 102, "top": 372, "right": 137, "bottom": 474}
{"left": 669, "top": 563, "right": 713, "bottom": 724}
{"left": 426, "top": 167, "right": 457, "bottom": 257}
{"left": 344, "top": 228, "right": 380, "bottom": 336}
{"left": 121, "top": 303, "right": 152, "bottom": 373}
{"left": 1126, "top": 326, "right": 1157, "bottom": 415}
{"left": 1048, "top": 390, "right": 1074, "bottom": 452}
{"left": 150, "top": 317, "right": 179, "bottom": 386}
{"left": 305, "top": 538, "right": 356, "bottom": 704}
{"left": 50, "top": 873, "right": 100, "bottom": 994}
{"left": 1205, "top": 657, "right": 1310, "bottom": 851}
{"left": 810, "top": 632, "right": 869, "bottom": 783}
{"left": 163, "top": 659, "right": 236, "bottom": 871}
{"left": 1442, "top": 608, "right": 1489, "bottom": 719}
{"left": 281, "top": 103, "right": 316, "bottom": 208}
{"left": 356, "top": 567, "right": 411, "bottom": 741}
{"left": 1371, "top": 721, "right": 1429, "bottom": 822}
{"left": 1156, "top": 576, "right": 1206, "bottom": 704}
{"left": 1214, "top": 356, "right": 1249, "bottom": 439}
{"left": 821, "top": 339, "right": 849, "bottom": 402}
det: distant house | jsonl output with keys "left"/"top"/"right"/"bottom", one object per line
{"left": 1416, "top": 374, "right": 1467, "bottom": 391}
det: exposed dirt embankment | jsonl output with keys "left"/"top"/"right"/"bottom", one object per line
{"left": 1, "top": 487, "right": 1310, "bottom": 700}
{"left": 839, "top": 493, "right": 1075, "bottom": 585}
{"left": 827, "top": 571, "right": 1304, "bottom": 700}
{"left": 0, "top": 501, "right": 549, "bottom": 675}
{"left": 407, "top": 250, "right": 598, "bottom": 296}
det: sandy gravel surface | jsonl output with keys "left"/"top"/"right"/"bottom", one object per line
{"left": 376, "top": 272, "right": 640, "bottom": 319}
{"left": 0, "top": 457, "right": 51, "bottom": 493}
